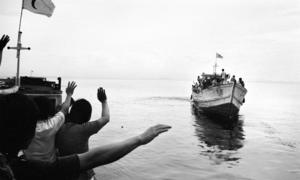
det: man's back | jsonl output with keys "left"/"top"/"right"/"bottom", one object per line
{"left": 56, "top": 121, "right": 101, "bottom": 180}
{"left": 24, "top": 112, "right": 65, "bottom": 162}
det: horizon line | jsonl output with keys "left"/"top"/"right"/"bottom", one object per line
{"left": 1, "top": 75, "right": 300, "bottom": 84}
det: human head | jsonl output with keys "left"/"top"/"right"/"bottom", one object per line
{"left": 222, "top": 69, "right": 224, "bottom": 71}
{"left": 69, "top": 99, "right": 92, "bottom": 124}
{"left": 0, "top": 93, "right": 38, "bottom": 156}
{"left": 34, "top": 96, "right": 55, "bottom": 120}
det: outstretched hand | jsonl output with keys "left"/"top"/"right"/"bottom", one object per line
{"left": 97, "top": 87, "right": 107, "bottom": 102}
{"left": 66, "top": 81, "right": 77, "bottom": 96}
{"left": 138, "top": 124, "right": 171, "bottom": 145}
{"left": 0, "top": 35, "right": 10, "bottom": 50}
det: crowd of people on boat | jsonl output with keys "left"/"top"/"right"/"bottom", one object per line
{"left": 0, "top": 35, "right": 171, "bottom": 180}
{"left": 192, "top": 69, "right": 245, "bottom": 93}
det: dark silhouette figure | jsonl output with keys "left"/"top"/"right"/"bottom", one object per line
{"left": 0, "top": 92, "right": 171, "bottom": 180}
{"left": 239, "top": 78, "right": 245, "bottom": 87}
{"left": 57, "top": 87, "right": 110, "bottom": 180}
{"left": 0, "top": 35, "right": 10, "bottom": 66}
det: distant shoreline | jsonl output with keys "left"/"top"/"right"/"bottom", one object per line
{"left": 1, "top": 76, "right": 300, "bottom": 84}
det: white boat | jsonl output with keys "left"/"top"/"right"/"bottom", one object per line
{"left": 191, "top": 78, "right": 247, "bottom": 119}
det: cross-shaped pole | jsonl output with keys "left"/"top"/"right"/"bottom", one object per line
{"left": 7, "top": 31, "right": 30, "bottom": 86}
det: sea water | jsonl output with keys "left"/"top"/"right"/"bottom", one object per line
{"left": 61, "top": 79, "right": 300, "bottom": 180}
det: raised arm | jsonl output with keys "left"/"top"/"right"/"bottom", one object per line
{"left": 61, "top": 81, "right": 77, "bottom": 115}
{"left": 94, "top": 87, "right": 110, "bottom": 129}
{"left": 78, "top": 124, "right": 171, "bottom": 170}
{"left": 0, "top": 35, "right": 10, "bottom": 66}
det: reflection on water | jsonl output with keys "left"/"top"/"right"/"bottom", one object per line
{"left": 191, "top": 106, "right": 245, "bottom": 165}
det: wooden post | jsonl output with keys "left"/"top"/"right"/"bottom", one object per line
{"left": 7, "top": 1, "right": 31, "bottom": 86}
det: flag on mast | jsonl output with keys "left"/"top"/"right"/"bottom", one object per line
{"left": 23, "top": 0, "right": 55, "bottom": 17}
{"left": 216, "top": 53, "right": 223, "bottom": 59}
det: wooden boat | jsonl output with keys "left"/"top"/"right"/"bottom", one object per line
{"left": 0, "top": 9, "right": 62, "bottom": 108}
{"left": 191, "top": 53, "right": 247, "bottom": 119}
{"left": 191, "top": 61, "right": 248, "bottom": 121}
{"left": 0, "top": 76, "right": 62, "bottom": 108}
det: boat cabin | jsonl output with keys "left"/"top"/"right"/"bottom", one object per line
{"left": 0, "top": 76, "right": 62, "bottom": 110}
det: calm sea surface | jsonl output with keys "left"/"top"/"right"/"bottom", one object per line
{"left": 62, "top": 79, "right": 300, "bottom": 180}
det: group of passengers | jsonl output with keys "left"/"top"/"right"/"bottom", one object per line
{"left": 0, "top": 35, "right": 171, "bottom": 180}
{"left": 192, "top": 69, "right": 245, "bottom": 92}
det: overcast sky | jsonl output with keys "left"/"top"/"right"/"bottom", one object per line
{"left": 0, "top": 0, "right": 299, "bottom": 82}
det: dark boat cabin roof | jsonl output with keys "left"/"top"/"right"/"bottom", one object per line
{"left": 201, "top": 73, "right": 222, "bottom": 80}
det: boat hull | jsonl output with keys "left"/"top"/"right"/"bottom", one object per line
{"left": 191, "top": 82, "right": 247, "bottom": 119}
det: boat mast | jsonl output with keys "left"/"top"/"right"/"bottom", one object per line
{"left": 213, "top": 55, "right": 218, "bottom": 74}
{"left": 7, "top": 0, "right": 31, "bottom": 86}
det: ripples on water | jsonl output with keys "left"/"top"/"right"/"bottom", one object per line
{"left": 61, "top": 79, "right": 300, "bottom": 180}
{"left": 192, "top": 109, "right": 245, "bottom": 166}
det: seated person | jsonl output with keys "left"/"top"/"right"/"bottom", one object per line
{"left": 202, "top": 78, "right": 207, "bottom": 89}
{"left": 23, "top": 81, "right": 77, "bottom": 162}
{"left": 224, "top": 74, "right": 230, "bottom": 84}
{"left": 0, "top": 93, "right": 171, "bottom": 180}
{"left": 206, "top": 77, "right": 212, "bottom": 87}
{"left": 197, "top": 76, "right": 201, "bottom": 84}
{"left": 212, "top": 79, "right": 217, "bottom": 86}
{"left": 56, "top": 87, "right": 110, "bottom": 180}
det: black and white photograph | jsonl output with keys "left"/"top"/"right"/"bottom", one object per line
{"left": 0, "top": 0, "right": 299, "bottom": 180}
